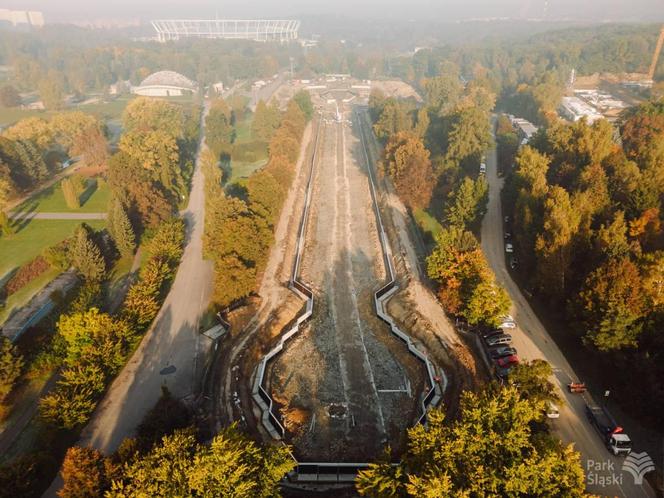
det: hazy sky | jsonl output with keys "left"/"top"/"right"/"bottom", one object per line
{"left": 5, "top": 0, "right": 664, "bottom": 23}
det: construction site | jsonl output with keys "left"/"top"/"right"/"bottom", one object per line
{"left": 203, "top": 78, "right": 480, "bottom": 484}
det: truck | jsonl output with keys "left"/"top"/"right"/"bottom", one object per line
{"left": 585, "top": 404, "right": 632, "bottom": 456}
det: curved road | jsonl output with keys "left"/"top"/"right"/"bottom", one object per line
{"left": 481, "top": 142, "right": 655, "bottom": 497}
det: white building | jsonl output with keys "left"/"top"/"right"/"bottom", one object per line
{"left": 131, "top": 71, "right": 197, "bottom": 97}
{"left": 559, "top": 96, "right": 603, "bottom": 124}
{"left": 511, "top": 117, "right": 538, "bottom": 145}
{"left": 0, "top": 9, "right": 44, "bottom": 27}
{"left": 151, "top": 19, "right": 299, "bottom": 43}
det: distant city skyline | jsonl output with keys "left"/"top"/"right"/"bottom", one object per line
{"left": 3, "top": 0, "right": 663, "bottom": 24}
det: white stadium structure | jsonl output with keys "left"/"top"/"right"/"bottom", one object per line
{"left": 151, "top": 19, "right": 300, "bottom": 43}
{"left": 131, "top": 70, "right": 197, "bottom": 97}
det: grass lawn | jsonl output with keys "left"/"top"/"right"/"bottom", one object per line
{"left": 15, "top": 178, "right": 111, "bottom": 214}
{"left": 413, "top": 208, "right": 443, "bottom": 240}
{"left": 76, "top": 96, "right": 134, "bottom": 122}
{"left": 0, "top": 268, "right": 60, "bottom": 326}
{"left": 0, "top": 219, "right": 105, "bottom": 277}
{"left": 0, "top": 107, "right": 49, "bottom": 128}
{"left": 229, "top": 159, "right": 267, "bottom": 182}
{"left": 234, "top": 116, "right": 253, "bottom": 143}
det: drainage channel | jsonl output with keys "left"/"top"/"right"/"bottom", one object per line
{"left": 251, "top": 106, "right": 447, "bottom": 485}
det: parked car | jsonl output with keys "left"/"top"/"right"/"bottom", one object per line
{"left": 504, "top": 232, "right": 511, "bottom": 239}
{"left": 485, "top": 334, "right": 512, "bottom": 347}
{"left": 496, "top": 355, "right": 519, "bottom": 368}
{"left": 499, "top": 321, "right": 516, "bottom": 329}
{"left": 479, "top": 163, "right": 486, "bottom": 174}
{"left": 509, "top": 257, "right": 518, "bottom": 269}
{"left": 546, "top": 401, "right": 560, "bottom": 419}
{"left": 489, "top": 346, "right": 517, "bottom": 359}
{"left": 481, "top": 329, "right": 505, "bottom": 340}
{"left": 504, "top": 216, "right": 509, "bottom": 223}
{"left": 505, "top": 243, "right": 514, "bottom": 253}
{"left": 500, "top": 314, "right": 514, "bottom": 322}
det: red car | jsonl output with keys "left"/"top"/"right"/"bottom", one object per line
{"left": 495, "top": 355, "right": 519, "bottom": 368}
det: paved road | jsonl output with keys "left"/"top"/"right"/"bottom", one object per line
{"left": 74, "top": 102, "right": 214, "bottom": 453}
{"left": 9, "top": 212, "right": 106, "bottom": 220}
{"left": 481, "top": 142, "right": 655, "bottom": 497}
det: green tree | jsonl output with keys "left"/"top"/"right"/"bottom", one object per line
{"left": 0, "top": 337, "right": 24, "bottom": 401}
{"left": 508, "top": 359, "right": 562, "bottom": 406}
{"left": 246, "top": 170, "right": 285, "bottom": 226}
{"left": 108, "top": 426, "right": 294, "bottom": 497}
{"left": 535, "top": 186, "right": 580, "bottom": 297}
{"left": 293, "top": 89, "right": 314, "bottom": 121}
{"left": 445, "top": 175, "right": 488, "bottom": 228}
{"left": 0, "top": 211, "right": 14, "bottom": 238}
{"left": 70, "top": 225, "right": 106, "bottom": 282}
{"left": 61, "top": 177, "right": 81, "bottom": 209}
{"left": 356, "top": 387, "right": 585, "bottom": 497}
{"left": 107, "top": 200, "right": 136, "bottom": 258}
{"left": 463, "top": 280, "right": 511, "bottom": 327}
{"left": 57, "top": 308, "right": 132, "bottom": 373}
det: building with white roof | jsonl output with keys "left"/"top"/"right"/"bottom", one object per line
{"left": 131, "top": 71, "right": 197, "bottom": 97}
{"left": 559, "top": 96, "right": 603, "bottom": 124}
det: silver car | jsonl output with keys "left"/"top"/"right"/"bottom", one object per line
{"left": 485, "top": 334, "right": 512, "bottom": 347}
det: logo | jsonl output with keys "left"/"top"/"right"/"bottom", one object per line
{"left": 622, "top": 452, "right": 655, "bottom": 485}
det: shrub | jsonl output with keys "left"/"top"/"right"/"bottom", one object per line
{"left": 4, "top": 256, "right": 51, "bottom": 296}
{"left": 0, "top": 337, "right": 24, "bottom": 402}
{"left": 43, "top": 240, "right": 72, "bottom": 270}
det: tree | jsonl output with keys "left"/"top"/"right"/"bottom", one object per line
{"left": 0, "top": 211, "right": 14, "bottom": 238}
{"left": 381, "top": 132, "right": 434, "bottom": 209}
{"left": 0, "top": 85, "right": 21, "bottom": 107}
{"left": 57, "top": 308, "right": 132, "bottom": 373}
{"left": 445, "top": 107, "right": 493, "bottom": 168}
{"left": 122, "top": 258, "right": 169, "bottom": 328}
{"left": 107, "top": 199, "right": 136, "bottom": 258}
{"left": 251, "top": 100, "right": 281, "bottom": 142}
{"left": 59, "top": 447, "right": 117, "bottom": 498}
{"left": 38, "top": 77, "right": 64, "bottom": 110}
{"left": 508, "top": 359, "right": 562, "bottom": 405}
{"left": 463, "top": 280, "right": 511, "bottom": 327}
{"left": 246, "top": 170, "right": 285, "bottom": 226}
{"left": 70, "top": 225, "right": 106, "bottom": 282}
{"left": 61, "top": 177, "right": 81, "bottom": 209}
{"left": 122, "top": 97, "right": 185, "bottom": 138}
{"left": 119, "top": 130, "right": 182, "bottom": 197}
{"left": 373, "top": 99, "right": 412, "bottom": 142}
{"left": 356, "top": 387, "right": 585, "bottom": 497}
{"left": 0, "top": 337, "right": 23, "bottom": 402}
{"left": 293, "top": 89, "right": 314, "bottom": 121}
{"left": 578, "top": 257, "right": 646, "bottom": 351}
{"left": 205, "top": 99, "right": 234, "bottom": 156}
{"left": 71, "top": 126, "right": 108, "bottom": 168}
{"left": 535, "top": 187, "right": 580, "bottom": 298}
{"left": 445, "top": 175, "right": 488, "bottom": 228}
{"left": 108, "top": 426, "right": 295, "bottom": 497}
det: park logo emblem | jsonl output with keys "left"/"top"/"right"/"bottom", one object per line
{"left": 622, "top": 451, "right": 655, "bottom": 485}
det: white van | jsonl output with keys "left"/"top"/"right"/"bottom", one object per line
{"left": 546, "top": 401, "right": 560, "bottom": 419}
{"left": 479, "top": 163, "right": 487, "bottom": 174}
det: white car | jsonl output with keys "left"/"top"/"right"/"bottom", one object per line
{"left": 546, "top": 401, "right": 560, "bottom": 419}
{"left": 505, "top": 243, "right": 514, "bottom": 253}
{"left": 499, "top": 321, "right": 516, "bottom": 329}
{"left": 500, "top": 314, "right": 514, "bottom": 322}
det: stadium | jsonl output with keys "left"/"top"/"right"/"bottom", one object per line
{"left": 151, "top": 19, "right": 300, "bottom": 43}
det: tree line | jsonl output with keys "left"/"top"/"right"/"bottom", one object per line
{"left": 0, "top": 111, "right": 107, "bottom": 211}
{"left": 369, "top": 67, "right": 511, "bottom": 328}
{"left": 49, "top": 361, "right": 584, "bottom": 497}
{"left": 203, "top": 91, "right": 313, "bottom": 308}
{"left": 502, "top": 99, "right": 664, "bottom": 427}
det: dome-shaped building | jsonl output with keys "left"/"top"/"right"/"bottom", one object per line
{"left": 132, "top": 70, "right": 197, "bottom": 97}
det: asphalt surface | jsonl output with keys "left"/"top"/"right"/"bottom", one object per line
{"left": 481, "top": 142, "right": 655, "bottom": 498}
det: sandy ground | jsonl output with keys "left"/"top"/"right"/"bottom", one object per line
{"left": 370, "top": 80, "right": 422, "bottom": 102}
{"left": 268, "top": 105, "right": 424, "bottom": 461}
{"left": 481, "top": 138, "right": 655, "bottom": 498}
